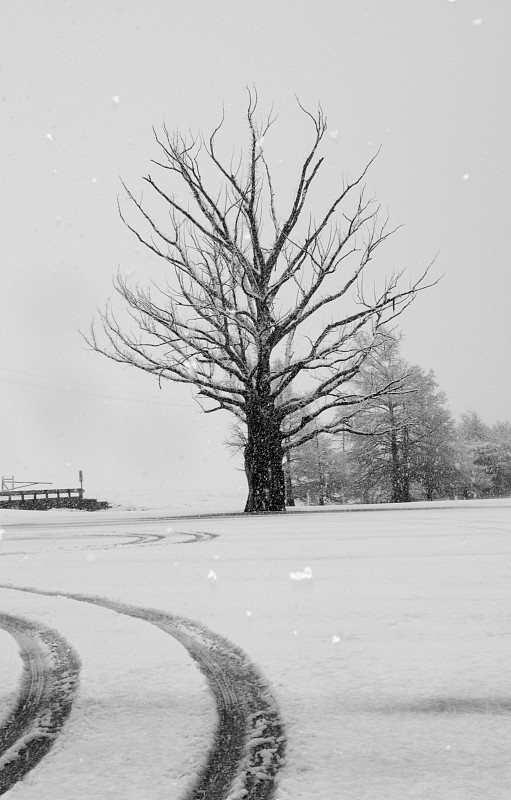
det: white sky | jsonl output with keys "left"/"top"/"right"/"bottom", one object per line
{"left": 1, "top": 0, "right": 510, "bottom": 500}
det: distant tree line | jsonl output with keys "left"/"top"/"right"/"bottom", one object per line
{"left": 263, "top": 334, "right": 511, "bottom": 505}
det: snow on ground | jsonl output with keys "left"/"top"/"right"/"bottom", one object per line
{"left": 106, "top": 488, "right": 246, "bottom": 516}
{"left": 0, "top": 591, "right": 215, "bottom": 800}
{"left": 0, "top": 628, "right": 22, "bottom": 729}
{"left": 1, "top": 498, "right": 511, "bottom": 798}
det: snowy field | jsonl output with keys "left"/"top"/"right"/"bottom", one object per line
{"left": 1, "top": 498, "right": 511, "bottom": 799}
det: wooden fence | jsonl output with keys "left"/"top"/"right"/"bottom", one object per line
{"left": 0, "top": 488, "right": 84, "bottom": 504}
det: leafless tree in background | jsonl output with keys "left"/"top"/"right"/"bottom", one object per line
{"left": 87, "top": 91, "right": 435, "bottom": 512}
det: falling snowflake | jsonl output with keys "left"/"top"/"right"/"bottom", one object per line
{"left": 208, "top": 569, "right": 217, "bottom": 582}
{"left": 462, "top": 174, "right": 470, "bottom": 180}
{"left": 332, "top": 635, "right": 341, "bottom": 644}
{"left": 46, "top": 133, "right": 54, "bottom": 142}
{"left": 246, "top": 610, "right": 252, "bottom": 617}
{"left": 328, "top": 129, "right": 339, "bottom": 140}
{"left": 91, "top": 178, "right": 97, "bottom": 184}
{"left": 290, "top": 566, "right": 312, "bottom": 581}
{"left": 255, "top": 136, "right": 264, "bottom": 149}
{"left": 471, "top": 18, "right": 483, "bottom": 26}
{"left": 112, "top": 95, "right": 120, "bottom": 104}
{"left": 166, "top": 526, "right": 173, "bottom": 533}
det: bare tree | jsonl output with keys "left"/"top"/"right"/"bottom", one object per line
{"left": 87, "top": 91, "right": 435, "bottom": 513}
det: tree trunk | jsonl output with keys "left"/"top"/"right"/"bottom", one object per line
{"left": 315, "top": 433, "right": 325, "bottom": 505}
{"left": 389, "top": 405, "right": 411, "bottom": 503}
{"left": 244, "top": 400, "right": 286, "bottom": 513}
{"left": 400, "top": 425, "right": 411, "bottom": 502}
{"left": 284, "top": 450, "right": 295, "bottom": 507}
{"left": 390, "top": 407, "right": 401, "bottom": 503}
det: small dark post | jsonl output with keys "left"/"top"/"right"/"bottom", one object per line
{"left": 79, "top": 470, "right": 84, "bottom": 500}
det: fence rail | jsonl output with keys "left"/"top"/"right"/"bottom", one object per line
{"left": 0, "top": 488, "right": 84, "bottom": 503}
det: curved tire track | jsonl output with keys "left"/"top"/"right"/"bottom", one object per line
{"left": 0, "top": 532, "right": 165, "bottom": 558}
{"left": 88, "top": 529, "right": 219, "bottom": 546}
{"left": 0, "top": 614, "right": 80, "bottom": 796}
{"left": 174, "top": 530, "right": 220, "bottom": 544}
{"left": 90, "top": 531, "right": 167, "bottom": 549}
{"left": 0, "top": 585, "right": 285, "bottom": 800}
{"left": 0, "top": 529, "right": 216, "bottom": 558}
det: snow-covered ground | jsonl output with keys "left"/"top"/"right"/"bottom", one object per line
{"left": 1, "top": 498, "right": 511, "bottom": 799}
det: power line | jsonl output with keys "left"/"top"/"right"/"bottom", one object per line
{"left": 0, "top": 367, "right": 194, "bottom": 408}
{"left": 0, "top": 367, "right": 168, "bottom": 400}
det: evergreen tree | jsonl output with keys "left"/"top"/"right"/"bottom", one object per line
{"left": 470, "top": 420, "right": 511, "bottom": 497}
{"left": 347, "top": 335, "right": 457, "bottom": 502}
{"left": 453, "top": 411, "right": 493, "bottom": 498}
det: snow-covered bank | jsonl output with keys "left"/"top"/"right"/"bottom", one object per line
{"left": 2, "top": 493, "right": 510, "bottom": 527}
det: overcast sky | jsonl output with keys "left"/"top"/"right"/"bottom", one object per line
{"left": 1, "top": 0, "right": 509, "bottom": 503}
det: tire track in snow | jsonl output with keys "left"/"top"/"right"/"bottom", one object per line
{"left": 88, "top": 531, "right": 166, "bottom": 549}
{"left": 0, "top": 585, "right": 285, "bottom": 800}
{"left": 0, "top": 529, "right": 217, "bottom": 558}
{"left": 84, "top": 529, "right": 219, "bottom": 546}
{"left": 174, "top": 530, "right": 220, "bottom": 544}
{"left": 0, "top": 614, "right": 80, "bottom": 796}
